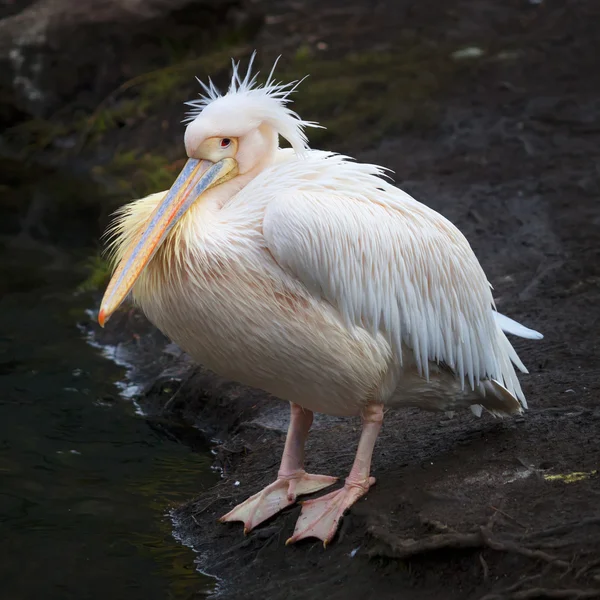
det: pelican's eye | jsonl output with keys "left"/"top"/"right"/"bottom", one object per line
{"left": 220, "top": 138, "right": 232, "bottom": 149}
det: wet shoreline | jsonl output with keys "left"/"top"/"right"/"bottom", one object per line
{"left": 0, "top": 239, "right": 222, "bottom": 599}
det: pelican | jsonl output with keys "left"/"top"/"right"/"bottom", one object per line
{"left": 99, "top": 54, "right": 543, "bottom": 546}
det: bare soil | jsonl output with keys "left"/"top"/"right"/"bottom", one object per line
{"left": 108, "top": 0, "right": 600, "bottom": 598}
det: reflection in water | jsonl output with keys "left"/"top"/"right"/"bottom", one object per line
{"left": 0, "top": 241, "right": 217, "bottom": 599}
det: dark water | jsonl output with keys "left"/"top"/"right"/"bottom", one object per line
{"left": 0, "top": 236, "right": 217, "bottom": 598}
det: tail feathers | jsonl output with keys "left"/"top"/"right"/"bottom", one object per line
{"left": 494, "top": 312, "right": 543, "bottom": 340}
{"left": 470, "top": 404, "right": 483, "bottom": 417}
{"left": 470, "top": 379, "right": 525, "bottom": 418}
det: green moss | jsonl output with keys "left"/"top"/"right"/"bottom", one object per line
{"left": 294, "top": 44, "right": 314, "bottom": 62}
{"left": 275, "top": 44, "right": 457, "bottom": 150}
{"left": 2, "top": 118, "right": 70, "bottom": 157}
{"left": 77, "top": 253, "right": 112, "bottom": 293}
{"left": 93, "top": 151, "right": 179, "bottom": 199}
{"left": 80, "top": 46, "right": 249, "bottom": 144}
{"left": 4, "top": 45, "right": 250, "bottom": 157}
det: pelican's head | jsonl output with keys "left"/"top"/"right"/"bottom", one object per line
{"left": 98, "top": 53, "right": 318, "bottom": 327}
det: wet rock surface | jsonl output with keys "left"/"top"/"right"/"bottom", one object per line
{"left": 6, "top": 0, "right": 600, "bottom": 598}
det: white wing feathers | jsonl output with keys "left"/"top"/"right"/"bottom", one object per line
{"left": 262, "top": 154, "right": 536, "bottom": 405}
{"left": 494, "top": 312, "right": 543, "bottom": 340}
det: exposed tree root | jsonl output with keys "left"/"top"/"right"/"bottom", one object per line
{"left": 524, "top": 518, "right": 600, "bottom": 542}
{"left": 481, "top": 588, "right": 600, "bottom": 599}
{"left": 368, "top": 525, "right": 569, "bottom": 569}
{"left": 369, "top": 527, "right": 482, "bottom": 557}
{"left": 576, "top": 559, "right": 600, "bottom": 580}
{"left": 368, "top": 515, "right": 600, "bottom": 600}
{"left": 480, "top": 526, "right": 570, "bottom": 569}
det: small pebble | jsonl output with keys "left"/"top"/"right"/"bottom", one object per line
{"left": 452, "top": 47, "right": 485, "bottom": 60}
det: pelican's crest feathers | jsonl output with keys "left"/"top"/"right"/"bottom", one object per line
{"left": 183, "top": 52, "right": 320, "bottom": 155}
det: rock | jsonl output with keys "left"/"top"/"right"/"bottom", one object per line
{"left": 0, "top": 0, "right": 255, "bottom": 128}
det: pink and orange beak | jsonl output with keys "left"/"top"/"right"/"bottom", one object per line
{"left": 98, "top": 157, "right": 237, "bottom": 327}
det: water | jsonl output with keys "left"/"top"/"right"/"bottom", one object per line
{"left": 0, "top": 216, "right": 218, "bottom": 598}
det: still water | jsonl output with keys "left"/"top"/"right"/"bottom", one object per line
{"left": 0, "top": 239, "right": 217, "bottom": 598}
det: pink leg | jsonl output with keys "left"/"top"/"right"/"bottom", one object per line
{"left": 220, "top": 403, "right": 337, "bottom": 533}
{"left": 286, "top": 402, "right": 384, "bottom": 547}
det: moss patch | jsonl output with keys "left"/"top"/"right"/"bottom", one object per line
{"left": 2, "top": 45, "right": 252, "bottom": 159}
{"left": 77, "top": 253, "right": 113, "bottom": 293}
{"left": 78, "top": 45, "right": 251, "bottom": 149}
{"left": 91, "top": 151, "right": 183, "bottom": 199}
{"left": 4, "top": 38, "right": 460, "bottom": 161}
{"left": 274, "top": 41, "right": 460, "bottom": 150}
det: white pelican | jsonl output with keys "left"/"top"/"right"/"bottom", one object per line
{"left": 98, "top": 54, "right": 543, "bottom": 546}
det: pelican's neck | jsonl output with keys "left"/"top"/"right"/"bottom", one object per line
{"left": 236, "top": 123, "right": 279, "bottom": 182}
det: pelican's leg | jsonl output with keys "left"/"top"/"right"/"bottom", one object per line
{"left": 219, "top": 402, "right": 337, "bottom": 533}
{"left": 286, "top": 402, "right": 383, "bottom": 547}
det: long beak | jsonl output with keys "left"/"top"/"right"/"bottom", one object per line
{"left": 98, "top": 157, "right": 237, "bottom": 327}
